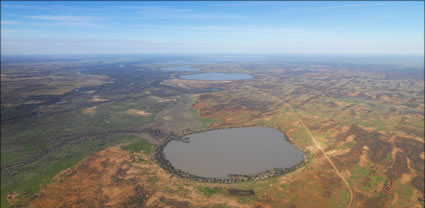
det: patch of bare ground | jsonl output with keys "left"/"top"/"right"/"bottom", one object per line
{"left": 91, "top": 95, "right": 109, "bottom": 102}
{"left": 358, "top": 146, "right": 369, "bottom": 166}
{"left": 162, "top": 116, "right": 172, "bottom": 120}
{"left": 151, "top": 96, "right": 177, "bottom": 103}
{"left": 0, "top": 73, "right": 8, "bottom": 81}
{"left": 126, "top": 109, "right": 152, "bottom": 116}
{"left": 400, "top": 173, "right": 414, "bottom": 184}
{"left": 23, "top": 100, "right": 44, "bottom": 104}
{"left": 82, "top": 106, "right": 97, "bottom": 115}
{"left": 391, "top": 194, "right": 399, "bottom": 206}
{"left": 7, "top": 192, "right": 18, "bottom": 205}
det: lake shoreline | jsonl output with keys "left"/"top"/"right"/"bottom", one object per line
{"left": 153, "top": 126, "right": 307, "bottom": 184}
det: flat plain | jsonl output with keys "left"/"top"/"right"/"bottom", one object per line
{"left": 1, "top": 56, "right": 424, "bottom": 208}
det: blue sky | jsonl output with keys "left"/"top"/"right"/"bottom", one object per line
{"left": 1, "top": 1, "right": 424, "bottom": 55}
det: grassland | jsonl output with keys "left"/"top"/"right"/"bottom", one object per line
{"left": 1, "top": 56, "right": 424, "bottom": 208}
{"left": 1, "top": 58, "right": 184, "bottom": 207}
{"left": 182, "top": 61, "right": 424, "bottom": 207}
{"left": 121, "top": 140, "right": 154, "bottom": 155}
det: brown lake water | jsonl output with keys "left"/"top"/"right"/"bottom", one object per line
{"left": 163, "top": 127, "right": 304, "bottom": 179}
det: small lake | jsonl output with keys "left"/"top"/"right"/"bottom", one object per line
{"left": 161, "top": 66, "right": 200, "bottom": 72}
{"left": 163, "top": 127, "right": 304, "bottom": 179}
{"left": 179, "top": 72, "right": 253, "bottom": 81}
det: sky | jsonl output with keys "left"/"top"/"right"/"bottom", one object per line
{"left": 1, "top": 1, "right": 424, "bottom": 55}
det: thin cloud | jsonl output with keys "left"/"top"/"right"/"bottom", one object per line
{"left": 1, "top": 29, "right": 36, "bottom": 33}
{"left": 31, "top": 21, "right": 103, "bottom": 28}
{"left": 215, "top": 2, "right": 279, "bottom": 7}
{"left": 281, "top": 2, "right": 407, "bottom": 14}
{"left": 28, "top": 15, "right": 97, "bottom": 21}
{"left": 122, "top": 6, "right": 246, "bottom": 20}
{"left": 324, "top": 2, "right": 406, "bottom": 9}
{"left": 1, "top": 20, "right": 19, "bottom": 25}
{"left": 26, "top": 15, "right": 104, "bottom": 28}
{"left": 1, "top": 4, "right": 53, "bottom": 10}
{"left": 1, "top": 4, "right": 108, "bottom": 12}
{"left": 120, "top": 6, "right": 191, "bottom": 13}
{"left": 133, "top": 24, "right": 330, "bottom": 38}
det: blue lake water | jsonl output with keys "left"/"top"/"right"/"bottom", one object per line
{"left": 191, "top": 88, "right": 223, "bottom": 93}
{"left": 179, "top": 72, "right": 253, "bottom": 81}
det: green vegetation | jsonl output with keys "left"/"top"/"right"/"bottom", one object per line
{"left": 190, "top": 95, "right": 220, "bottom": 128}
{"left": 198, "top": 187, "right": 220, "bottom": 197}
{"left": 279, "top": 184, "right": 288, "bottom": 190}
{"left": 176, "top": 185, "right": 189, "bottom": 193}
{"left": 302, "top": 151, "right": 313, "bottom": 170}
{"left": 340, "top": 189, "right": 350, "bottom": 205}
{"left": 384, "top": 152, "right": 393, "bottom": 165}
{"left": 2, "top": 56, "right": 424, "bottom": 207}
{"left": 349, "top": 165, "right": 370, "bottom": 191}
{"left": 350, "top": 165, "right": 369, "bottom": 180}
{"left": 338, "top": 140, "right": 357, "bottom": 150}
{"left": 367, "top": 175, "right": 386, "bottom": 190}
{"left": 329, "top": 187, "right": 349, "bottom": 208}
{"left": 235, "top": 195, "right": 258, "bottom": 204}
{"left": 121, "top": 139, "right": 154, "bottom": 155}
{"left": 396, "top": 183, "right": 414, "bottom": 200}
{"left": 288, "top": 126, "right": 312, "bottom": 148}
{"left": 1, "top": 135, "right": 138, "bottom": 207}
{"left": 149, "top": 176, "right": 159, "bottom": 184}
{"left": 159, "top": 197, "right": 169, "bottom": 205}
{"left": 190, "top": 108, "right": 218, "bottom": 128}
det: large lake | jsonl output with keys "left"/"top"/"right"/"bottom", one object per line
{"left": 163, "top": 127, "right": 304, "bottom": 179}
{"left": 179, "top": 72, "right": 253, "bottom": 81}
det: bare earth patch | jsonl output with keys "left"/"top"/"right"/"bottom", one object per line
{"left": 162, "top": 116, "right": 173, "bottom": 121}
{"left": 82, "top": 106, "right": 97, "bottom": 115}
{"left": 126, "top": 109, "right": 152, "bottom": 116}
{"left": 358, "top": 146, "right": 369, "bottom": 166}
{"left": 151, "top": 96, "right": 177, "bottom": 103}
{"left": 7, "top": 193, "right": 18, "bottom": 205}
{"left": 91, "top": 95, "right": 109, "bottom": 102}
{"left": 400, "top": 173, "right": 413, "bottom": 184}
{"left": 23, "top": 100, "right": 44, "bottom": 104}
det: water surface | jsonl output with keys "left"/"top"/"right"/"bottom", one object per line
{"left": 190, "top": 88, "right": 223, "bottom": 93}
{"left": 179, "top": 72, "right": 253, "bottom": 81}
{"left": 163, "top": 127, "right": 304, "bottom": 179}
